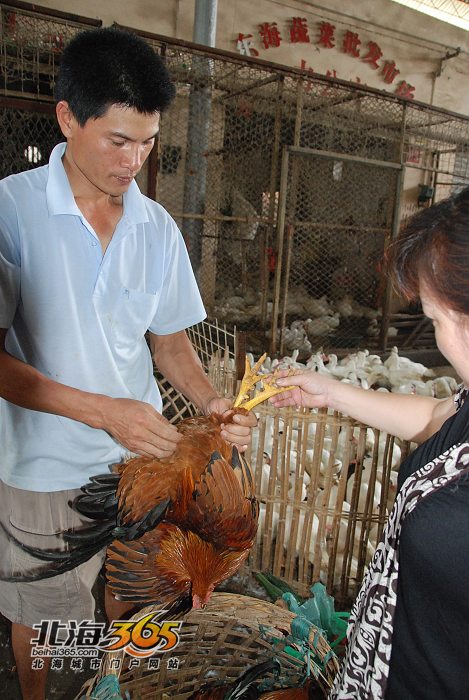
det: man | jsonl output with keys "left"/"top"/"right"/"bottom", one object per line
{"left": 0, "top": 27, "right": 255, "bottom": 699}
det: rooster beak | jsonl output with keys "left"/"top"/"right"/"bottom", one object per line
{"left": 192, "top": 593, "right": 207, "bottom": 610}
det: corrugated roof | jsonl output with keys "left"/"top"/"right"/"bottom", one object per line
{"left": 391, "top": 0, "right": 469, "bottom": 30}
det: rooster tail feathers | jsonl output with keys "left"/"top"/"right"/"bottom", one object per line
{"left": 71, "top": 473, "right": 120, "bottom": 520}
{"left": 0, "top": 522, "right": 105, "bottom": 581}
{"left": 226, "top": 658, "right": 281, "bottom": 699}
{"left": 0, "top": 519, "right": 112, "bottom": 582}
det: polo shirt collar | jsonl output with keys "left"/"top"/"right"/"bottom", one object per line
{"left": 46, "top": 142, "right": 149, "bottom": 225}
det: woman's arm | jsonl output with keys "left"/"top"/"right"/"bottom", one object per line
{"left": 271, "top": 370, "right": 456, "bottom": 443}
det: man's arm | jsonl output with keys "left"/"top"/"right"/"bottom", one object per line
{"left": 149, "top": 330, "right": 219, "bottom": 413}
{"left": 149, "top": 330, "right": 256, "bottom": 450}
{"left": 0, "top": 328, "right": 181, "bottom": 458}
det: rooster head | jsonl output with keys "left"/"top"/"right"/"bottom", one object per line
{"left": 159, "top": 527, "right": 249, "bottom": 610}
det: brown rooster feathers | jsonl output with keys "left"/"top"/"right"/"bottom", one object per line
{"left": 105, "top": 421, "right": 258, "bottom": 608}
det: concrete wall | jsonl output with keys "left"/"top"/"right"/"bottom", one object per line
{"left": 30, "top": 0, "right": 469, "bottom": 115}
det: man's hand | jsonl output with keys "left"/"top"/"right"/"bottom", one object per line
{"left": 205, "top": 396, "right": 257, "bottom": 453}
{"left": 101, "top": 397, "right": 181, "bottom": 459}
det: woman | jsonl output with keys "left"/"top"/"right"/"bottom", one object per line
{"left": 270, "top": 189, "right": 469, "bottom": 700}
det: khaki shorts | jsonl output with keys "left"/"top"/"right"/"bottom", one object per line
{"left": 0, "top": 480, "right": 105, "bottom": 629}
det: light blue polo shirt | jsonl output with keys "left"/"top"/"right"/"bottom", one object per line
{"left": 0, "top": 142, "right": 206, "bottom": 491}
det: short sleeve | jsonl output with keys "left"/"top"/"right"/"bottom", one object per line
{"left": 147, "top": 212, "right": 206, "bottom": 335}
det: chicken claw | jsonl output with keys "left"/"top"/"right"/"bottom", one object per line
{"left": 233, "top": 354, "right": 295, "bottom": 410}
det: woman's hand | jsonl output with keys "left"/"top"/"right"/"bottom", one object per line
{"left": 269, "top": 370, "right": 339, "bottom": 410}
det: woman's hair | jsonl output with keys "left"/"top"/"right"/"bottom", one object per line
{"left": 55, "top": 27, "right": 176, "bottom": 125}
{"left": 390, "top": 186, "right": 469, "bottom": 314}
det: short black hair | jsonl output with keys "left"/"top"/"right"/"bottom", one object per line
{"left": 55, "top": 26, "right": 176, "bottom": 125}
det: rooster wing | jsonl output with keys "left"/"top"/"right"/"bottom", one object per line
{"left": 171, "top": 448, "right": 258, "bottom": 550}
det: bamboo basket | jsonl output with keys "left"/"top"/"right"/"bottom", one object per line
{"left": 78, "top": 593, "right": 339, "bottom": 699}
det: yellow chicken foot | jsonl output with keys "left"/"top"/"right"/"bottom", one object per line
{"left": 233, "top": 353, "right": 268, "bottom": 408}
{"left": 233, "top": 354, "right": 295, "bottom": 410}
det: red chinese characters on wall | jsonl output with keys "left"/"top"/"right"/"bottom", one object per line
{"left": 382, "top": 60, "right": 400, "bottom": 84}
{"left": 290, "top": 17, "right": 310, "bottom": 44}
{"left": 343, "top": 31, "right": 361, "bottom": 58}
{"left": 318, "top": 21, "right": 335, "bottom": 49}
{"left": 235, "top": 17, "right": 416, "bottom": 99}
{"left": 236, "top": 33, "right": 259, "bottom": 57}
{"left": 259, "top": 22, "right": 282, "bottom": 49}
{"left": 362, "top": 41, "right": 383, "bottom": 69}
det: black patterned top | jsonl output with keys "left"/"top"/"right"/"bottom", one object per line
{"left": 330, "top": 387, "right": 469, "bottom": 700}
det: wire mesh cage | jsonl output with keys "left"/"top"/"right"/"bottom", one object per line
{"left": 77, "top": 593, "right": 339, "bottom": 699}
{"left": 0, "top": 105, "right": 62, "bottom": 178}
{"left": 271, "top": 147, "right": 401, "bottom": 356}
{"left": 3, "top": 3, "right": 469, "bottom": 358}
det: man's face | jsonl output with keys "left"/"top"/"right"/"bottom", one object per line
{"left": 60, "top": 103, "right": 160, "bottom": 198}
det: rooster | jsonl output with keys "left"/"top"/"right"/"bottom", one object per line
{"left": 2, "top": 355, "right": 292, "bottom": 613}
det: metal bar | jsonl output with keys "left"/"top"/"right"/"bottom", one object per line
{"left": 401, "top": 316, "right": 433, "bottom": 348}
{"left": 287, "top": 146, "right": 403, "bottom": 169}
{"left": 279, "top": 224, "right": 294, "bottom": 355}
{"left": 0, "top": 89, "right": 54, "bottom": 103}
{"left": 213, "top": 74, "right": 280, "bottom": 103}
{"left": 379, "top": 110, "right": 407, "bottom": 351}
{"left": 0, "top": 95, "right": 54, "bottom": 111}
{"left": 271, "top": 222, "right": 389, "bottom": 233}
{"left": 404, "top": 130, "right": 469, "bottom": 149}
{"left": 270, "top": 146, "right": 289, "bottom": 357}
{"left": 181, "top": 2, "right": 218, "bottom": 274}
{"left": 261, "top": 75, "right": 284, "bottom": 328}
{"left": 193, "top": 0, "right": 217, "bottom": 47}
{"left": 405, "top": 162, "right": 469, "bottom": 178}
{"left": 434, "top": 179, "right": 469, "bottom": 186}
{"left": 146, "top": 135, "right": 159, "bottom": 200}
{"left": 277, "top": 77, "right": 304, "bottom": 356}
{"left": 171, "top": 212, "right": 269, "bottom": 225}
